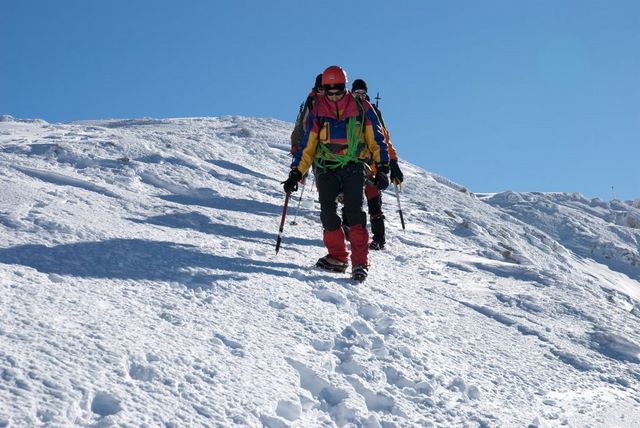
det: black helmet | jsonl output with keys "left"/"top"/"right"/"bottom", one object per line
{"left": 351, "top": 79, "right": 368, "bottom": 92}
{"left": 314, "top": 73, "right": 323, "bottom": 91}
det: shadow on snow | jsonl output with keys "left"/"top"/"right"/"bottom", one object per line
{"left": 130, "top": 211, "right": 323, "bottom": 248}
{"left": 0, "top": 239, "right": 299, "bottom": 285}
{"left": 208, "top": 159, "right": 274, "bottom": 181}
{"left": 160, "top": 193, "right": 283, "bottom": 217}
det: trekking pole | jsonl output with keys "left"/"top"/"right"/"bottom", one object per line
{"left": 309, "top": 172, "right": 316, "bottom": 193}
{"left": 275, "top": 192, "right": 292, "bottom": 254}
{"left": 290, "top": 178, "right": 307, "bottom": 226}
{"left": 394, "top": 182, "right": 406, "bottom": 230}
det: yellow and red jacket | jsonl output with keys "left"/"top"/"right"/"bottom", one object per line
{"left": 369, "top": 124, "right": 398, "bottom": 174}
{"left": 291, "top": 92, "right": 389, "bottom": 175}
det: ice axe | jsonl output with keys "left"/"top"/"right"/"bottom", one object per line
{"left": 275, "top": 192, "right": 291, "bottom": 254}
{"left": 394, "top": 181, "right": 406, "bottom": 230}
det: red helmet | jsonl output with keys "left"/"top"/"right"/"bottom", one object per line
{"left": 321, "top": 65, "right": 348, "bottom": 87}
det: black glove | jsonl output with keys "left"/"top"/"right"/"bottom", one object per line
{"left": 390, "top": 160, "right": 403, "bottom": 184}
{"left": 374, "top": 163, "right": 390, "bottom": 191}
{"left": 282, "top": 169, "right": 302, "bottom": 193}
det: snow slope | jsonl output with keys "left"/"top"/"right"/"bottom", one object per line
{"left": 1, "top": 115, "right": 640, "bottom": 427}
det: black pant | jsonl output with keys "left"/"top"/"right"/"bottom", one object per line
{"left": 341, "top": 182, "right": 385, "bottom": 243}
{"left": 316, "top": 163, "right": 366, "bottom": 231}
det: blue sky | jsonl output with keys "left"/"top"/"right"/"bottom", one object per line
{"left": 2, "top": 0, "right": 639, "bottom": 201}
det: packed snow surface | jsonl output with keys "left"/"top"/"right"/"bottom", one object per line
{"left": 1, "top": 115, "right": 640, "bottom": 427}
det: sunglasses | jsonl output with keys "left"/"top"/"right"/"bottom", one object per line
{"left": 326, "top": 89, "right": 345, "bottom": 97}
{"left": 353, "top": 89, "right": 367, "bottom": 96}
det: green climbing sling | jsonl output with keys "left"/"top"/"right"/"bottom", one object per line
{"left": 314, "top": 98, "right": 366, "bottom": 170}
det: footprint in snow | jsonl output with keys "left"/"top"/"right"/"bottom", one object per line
{"left": 285, "top": 358, "right": 349, "bottom": 409}
{"left": 353, "top": 301, "right": 398, "bottom": 336}
{"left": 129, "top": 361, "right": 159, "bottom": 382}
{"left": 91, "top": 392, "right": 122, "bottom": 417}
{"left": 347, "top": 377, "right": 396, "bottom": 413}
{"left": 213, "top": 333, "right": 245, "bottom": 357}
{"left": 314, "top": 287, "right": 347, "bottom": 307}
{"left": 332, "top": 320, "right": 389, "bottom": 374}
{"left": 268, "top": 300, "right": 288, "bottom": 310}
{"left": 447, "top": 376, "right": 481, "bottom": 400}
{"left": 159, "top": 311, "right": 185, "bottom": 326}
{"left": 275, "top": 399, "right": 302, "bottom": 422}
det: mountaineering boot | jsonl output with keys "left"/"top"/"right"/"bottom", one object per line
{"left": 351, "top": 265, "right": 368, "bottom": 282}
{"left": 369, "top": 239, "right": 385, "bottom": 250}
{"left": 316, "top": 255, "right": 348, "bottom": 273}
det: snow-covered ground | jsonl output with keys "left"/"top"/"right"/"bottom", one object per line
{"left": 1, "top": 114, "right": 639, "bottom": 427}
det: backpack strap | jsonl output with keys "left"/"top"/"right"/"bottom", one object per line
{"left": 354, "top": 96, "right": 365, "bottom": 133}
{"left": 372, "top": 105, "right": 386, "bottom": 128}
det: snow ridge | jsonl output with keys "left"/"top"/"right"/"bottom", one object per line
{"left": 1, "top": 116, "right": 639, "bottom": 427}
